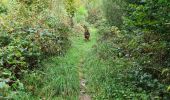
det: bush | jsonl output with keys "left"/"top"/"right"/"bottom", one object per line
{"left": 123, "top": 0, "right": 170, "bottom": 83}
{"left": 102, "top": 0, "right": 125, "bottom": 27}
{"left": 92, "top": 24, "right": 170, "bottom": 99}
{"left": 0, "top": 1, "right": 71, "bottom": 98}
{"left": 87, "top": 7, "right": 102, "bottom": 24}
{"left": 0, "top": 3, "right": 7, "bottom": 14}
{"left": 96, "top": 0, "right": 170, "bottom": 98}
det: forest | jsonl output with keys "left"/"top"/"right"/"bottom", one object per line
{"left": 0, "top": 0, "right": 170, "bottom": 99}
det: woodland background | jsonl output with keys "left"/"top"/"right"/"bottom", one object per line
{"left": 0, "top": 0, "right": 170, "bottom": 99}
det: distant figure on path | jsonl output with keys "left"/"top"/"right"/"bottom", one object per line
{"left": 83, "top": 25, "right": 90, "bottom": 41}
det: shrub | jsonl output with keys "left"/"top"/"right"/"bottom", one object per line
{"left": 87, "top": 7, "right": 102, "bottom": 24}
{"left": 93, "top": 24, "right": 170, "bottom": 99}
{"left": 0, "top": 2, "right": 7, "bottom": 14}
{"left": 102, "top": 0, "right": 125, "bottom": 27}
{"left": 97, "top": 0, "right": 170, "bottom": 98}
{"left": 0, "top": 1, "right": 71, "bottom": 98}
{"left": 123, "top": 0, "right": 170, "bottom": 83}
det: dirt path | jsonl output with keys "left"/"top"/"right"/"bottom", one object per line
{"left": 78, "top": 58, "right": 91, "bottom": 100}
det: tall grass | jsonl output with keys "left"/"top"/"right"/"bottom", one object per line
{"left": 13, "top": 27, "right": 98, "bottom": 99}
{"left": 82, "top": 27, "right": 150, "bottom": 99}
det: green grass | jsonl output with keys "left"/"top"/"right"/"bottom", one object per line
{"left": 82, "top": 53, "right": 149, "bottom": 99}
{"left": 11, "top": 26, "right": 150, "bottom": 100}
{"left": 82, "top": 32, "right": 150, "bottom": 99}
{"left": 13, "top": 27, "right": 98, "bottom": 100}
{"left": 12, "top": 26, "right": 150, "bottom": 100}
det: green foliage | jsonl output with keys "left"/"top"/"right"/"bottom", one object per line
{"left": 1, "top": 0, "right": 169, "bottom": 99}
{"left": 90, "top": 21, "right": 170, "bottom": 99}
{"left": 129, "top": 68, "right": 170, "bottom": 99}
{"left": 102, "top": 0, "right": 125, "bottom": 27}
{"left": 124, "top": 0, "right": 170, "bottom": 33}
{"left": 93, "top": 0, "right": 170, "bottom": 99}
{"left": 74, "top": 6, "right": 88, "bottom": 23}
{"left": 123, "top": 0, "right": 170, "bottom": 82}
{"left": 0, "top": 0, "right": 71, "bottom": 98}
{"left": 64, "top": 0, "right": 76, "bottom": 17}
{"left": 0, "top": 3, "right": 7, "bottom": 14}
{"left": 18, "top": 0, "right": 50, "bottom": 14}
{"left": 86, "top": 0, "right": 103, "bottom": 24}
{"left": 83, "top": 28, "right": 150, "bottom": 99}
{"left": 64, "top": 0, "right": 76, "bottom": 27}
{"left": 0, "top": 34, "right": 11, "bottom": 47}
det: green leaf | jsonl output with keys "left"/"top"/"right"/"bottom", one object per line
{"left": 0, "top": 82, "right": 7, "bottom": 89}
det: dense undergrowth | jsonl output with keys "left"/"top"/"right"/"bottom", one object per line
{"left": 83, "top": 0, "right": 170, "bottom": 99}
{"left": 0, "top": 0, "right": 70, "bottom": 98}
{"left": 0, "top": 0, "right": 170, "bottom": 99}
{"left": 84, "top": 25, "right": 170, "bottom": 99}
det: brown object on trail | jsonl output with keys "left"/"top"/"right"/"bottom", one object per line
{"left": 83, "top": 25, "right": 90, "bottom": 40}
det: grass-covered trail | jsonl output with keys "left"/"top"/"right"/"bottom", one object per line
{"left": 71, "top": 27, "right": 98, "bottom": 100}
{"left": 17, "top": 27, "right": 98, "bottom": 100}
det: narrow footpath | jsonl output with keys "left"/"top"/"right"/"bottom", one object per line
{"left": 35, "top": 27, "right": 98, "bottom": 100}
